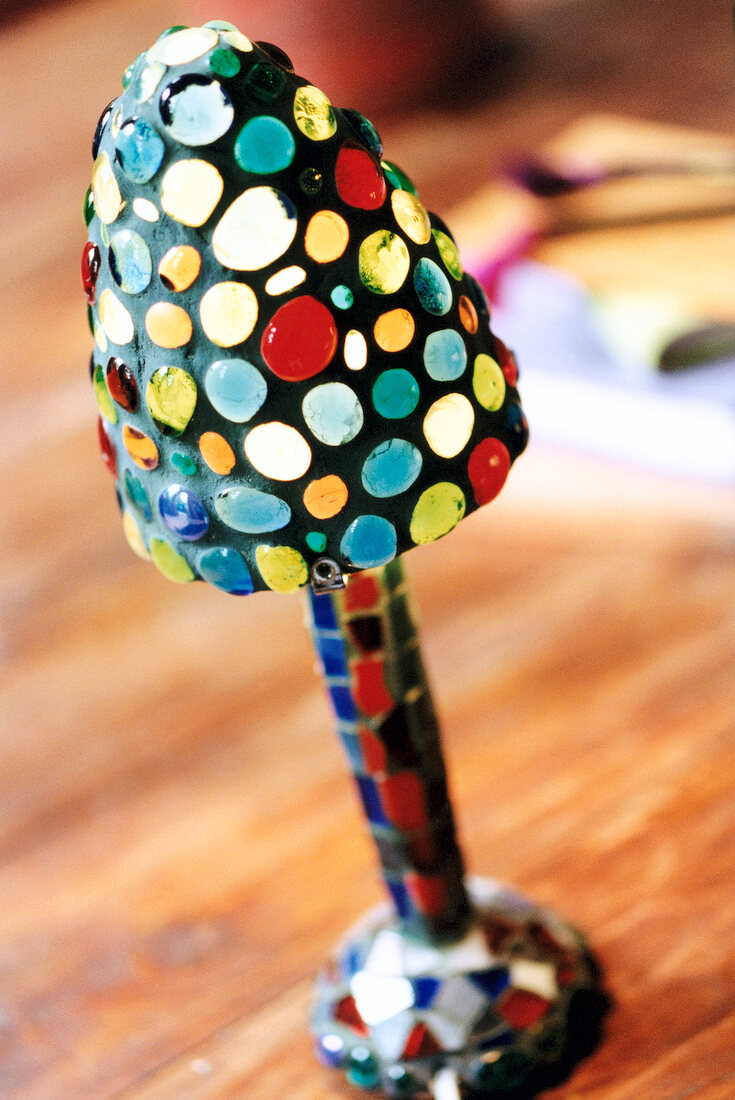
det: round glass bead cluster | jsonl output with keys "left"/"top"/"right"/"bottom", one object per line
{"left": 84, "top": 23, "right": 527, "bottom": 595}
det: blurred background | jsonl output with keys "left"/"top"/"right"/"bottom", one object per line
{"left": 2, "top": 2, "right": 735, "bottom": 1099}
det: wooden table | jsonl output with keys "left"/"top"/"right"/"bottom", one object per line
{"left": 2, "top": 1, "right": 734, "bottom": 1098}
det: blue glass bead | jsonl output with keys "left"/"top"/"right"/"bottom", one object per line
{"left": 356, "top": 776, "right": 390, "bottom": 826}
{"left": 302, "top": 382, "right": 363, "bottom": 446}
{"left": 317, "top": 635, "right": 349, "bottom": 677}
{"left": 158, "top": 484, "right": 209, "bottom": 540}
{"left": 234, "top": 115, "right": 296, "bottom": 174}
{"left": 413, "top": 257, "right": 452, "bottom": 316}
{"left": 423, "top": 328, "right": 467, "bottom": 381}
{"left": 411, "top": 977, "right": 440, "bottom": 1009}
{"left": 372, "top": 369, "right": 419, "bottom": 419}
{"left": 92, "top": 102, "right": 112, "bottom": 159}
{"left": 124, "top": 469, "right": 151, "bottom": 520}
{"left": 310, "top": 588, "right": 339, "bottom": 629}
{"left": 204, "top": 358, "right": 267, "bottom": 422}
{"left": 347, "top": 1047, "right": 380, "bottom": 1090}
{"left": 115, "top": 117, "right": 165, "bottom": 183}
{"left": 341, "top": 515, "right": 397, "bottom": 568}
{"left": 316, "top": 1034, "right": 345, "bottom": 1069}
{"left": 361, "top": 439, "right": 422, "bottom": 498}
{"left": 108, "top": 229, "right": 152, "bottom": 295}
{"left": 330, "top": 685, "right": 357, "bottom": 722}
{"left": 198, "top": 547, "right": 254, "bottom": 595}
{"left": 215, "top": 486, "right": 291, "bottom": 533}
{"left": 343, "top": 108, "right": 383, "bottom": 159}
{"left": 159, "top": 75, "right": 234, "bottom": 146}
{"left": 469, "top": 967, "right": 510, "bottom": 999}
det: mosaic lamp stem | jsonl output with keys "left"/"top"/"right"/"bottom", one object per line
{"left": 306, "top": 562, "right": 607, "bottom": 1098}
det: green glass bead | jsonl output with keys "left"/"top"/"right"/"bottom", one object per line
{"left": 210, "top": 48, "right": 241, "bottom": 77}
{"left": 306, "top": 531, "right": 327, "bottom": 553}
{"left": 172, "top": 452, "right": 198, "bottom": 476}
{"left": 347, "top": 1047, "right": 379, "bottom": 1090}
{"left": 83, "top": 186, "right": 95, "bottom": 227}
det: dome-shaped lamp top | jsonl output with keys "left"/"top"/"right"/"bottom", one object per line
{"left": 84, "top": 22, "right": 528, "bottom": 596}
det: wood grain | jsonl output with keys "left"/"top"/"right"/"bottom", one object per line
{"left": 2, "top": 1, "right": 734, "bottom": 1098}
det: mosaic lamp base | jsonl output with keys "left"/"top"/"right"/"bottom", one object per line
{"left": 311, "top": 877, "right": 606, "bottom": 1099}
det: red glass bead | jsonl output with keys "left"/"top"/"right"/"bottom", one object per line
{"left": 343, "top": 572, "right": 381, "bottom": 612}
{"left": 97, "top": 415, "right": 117, "bottom": 476}
{"left": 335, "top": 145, "right": 386, "bottom": 211}
{"left": 351, "top": 656, "right": 395, "bottom": 717}
{"left": 498, "top": 989, "right": 551, "bottom": 1029}
{"left": 378, "top": 771, "right": 428, "bottom": 831}
{"left": 404, "top": 872, "right": 447, "bottom": 917}
{"left": 494, "top": 337, "right": 519, "bottom": 386}
{"left": 260, "top": 295, "right": 338, "bottom": 381}
{"left": 106, "top": 356, "right": 139, "bottom": 411}
{"left": 468, "top": 437, "right": 511, "bottom": 506}
{"left": 81, "top": 241, "right": 101, "bottom": 304}
{"left": 359, "top": 726, "right": 388, "bottom": 774}
{"left": 402, "top": 1023, "right": 441, "bottom": 1059}
{"left": 335, "top": 995, "right": 370, "bottom": 1036}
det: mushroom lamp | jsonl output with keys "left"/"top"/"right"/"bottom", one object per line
{"left": 83, "top": 23, "right": 605, "bottom": 1099}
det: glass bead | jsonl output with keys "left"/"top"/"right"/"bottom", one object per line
{"left": 331, "top": 285, "right": 353, "bottom": 310}
{"left": 115, "top": 116, "right": 165, "bottom": 184}
{"left": 234, "top": 115, "right": 295, "bottom": 174}
{"left": 199, "top": 431, "right": 235, "bottom": 474}
{"left": 97, "top": 416, "right": 117, "bottom": 475}
{"left": 109, "top": 229, "right": 152, "bottom": 295}
{"left": 147, "top": 26, "right": 218, "bottom": 65}
{"left": 204, "top": 358, "right": 267, "bottom": 422}
{"left": 209, "top": 48, "right": 241, "bottom": 78}
{"left": 245, "top": 61, "right": 285, "bottom": 104}
{"left": 92, "top": 102, "right": 112, "bottom": 159}
{"left": 161, "top": 159, "right": 224, "bottom": 227}
{"left": 261, "top": 296, "right": 337, "bottom": 381}
{"left": 344, "top": 329, "right": 368, "bottom": 371}
{"left": 83, "top": 185, "right": 95, "bottom": 227}
{"left": 145, "top": 302, "right": 192, "bottom": 348}
{"left": 255, "top": 544, "right": 309, "bottom": 593}
{"left": 106, "top": 356, "right": 138, "bottom": 411}
{"left": 302, "top": 382, "right": 364, "bottom": 445}
{"left": 215, "top": 486, "right": 291, "bottom": 532}
{"left": 391, "top": 189, "right": 430, "bottom": 245}
{"left": 159, "top": 74, "right": 234, "bottom": 146}
{"left": 505, "top": 402, "right": 529, "bottom": 455}
{"left": 159, "top": 484, "right": 209, "bottom": 540}
{"left": 299, "top": 166, "right": 323, "bottom": 194}
{"left": 158, "top": 245, "right": 201, "bottom": 292}
{"left": 467, "top": 438, "right": 510, "bottom": 505}
{"left": 340, "top": 515, "right": 397, "bottom": 569}
{"left": 413, "top": 257, "right": 452, "bottom": 316}
{"left": 265, "top": 266, "right": 306, "bottom": 295}
{"left": 373, "top": 308, "right": 414, "bottom": 353}
{"left": 423, "top": 393, "right": 474, "bottom": 457}
{"left": 223, "top": 29, "right": 253, "bottom": 52}
{"left": 410, "top": 482, "right": 466, "bottom": 544}
{"left": 123, "top": 424, "right": 159, "bottom": 469}
{"left": 146, "top": 365, "right": 197, "bottom": 434}
{"left": 199, "top": 281, "right": 258, "bottom": 347}
{"left": 335, "top": 146, "right": 386, "bottom": 210}
{"left": 381, "top": 160, "right": 417, "bottom": 195}
{"left": 293, "top": 84, "right": 337, "bottom": 141}
{"left": 198, "top": 547, "right": 254, "bottom": 595}
{"left": 93, "top": 363, "right": 117, "bottom": 423}
{"left": 358, "top": 230, "right": 410, "bottom": 295}
{"left": 473, "top": 353, "right": 506, "bottom": 411}
{"left": 304, "top": 210, "right": 349, "bottom": 263}
{"left": 372, "top": 368, "right": 419, "bottom": 419}
{"left": 91, "top": 152, "right": 122, "bottom": 225}
{"left": 124, "top": 469, "right": 151, "bottom": 519}
{"left": 244, "top": 421, "right": 312, "bottom": 480}
{"left": 254, "top": 41, "right": 294, "bottom": 71}
{"left": 342, "top": 108, "right": 383, "bottom": 159}
{"left": 98, "top": 288, "right": 134, "bottom": 344}
{"left": 81, "top": 241, "right": 101, "bottom": 304}
{"left": 361, "top": 439, "right": 422, "bottom": 497}
{"left": 134, "top": 61, "right": 166, "bottom": 104}
{"left": 212, "top": 186, "right": 297, "bottom": 270}
{"left": 423, "top": 328, "right": 467, "bottom": 381}
{"left": 133, "top": 197, "right": 159, "bottom": 222}
{"left": 122, "top": 510, "right": 149, "bottom": 559}
{"left": 306, "top": 531, "right": 327, "bottom": 553}
{"left": 172, "top": 452, "right": 197, "bottom": 475}
{"left": 494, "top": 337, "right": 518, "bottom": 386}
{"left": 121, "top": 57, "right": 137, "bottom": 91}
{"left": 303, "top": 475, "right": 348, "bottom": 519}
{"left": 432, "top": 228, "right": 463, "bottom": 280}
{"left": 346, "top": 1047, "right": 379, "bottom": 1090}
{"left": 458, "top": 294, "right": 479, "bottom": 333}
{"left": 150, "top": 537, "right": 194, "bottom": 582}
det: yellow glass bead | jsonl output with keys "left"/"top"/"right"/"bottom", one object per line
{"left": 122, "top": 510, "right": 150, "bottom": 559}
{"left": 391, "top": 190, "right": 431, "bottom": 245}
{"left": 265, "top": 266, "right": 307, "bottom": 295}
{"left": 158, "top": 245, "right": 201, "bottom": 292}
{"left": 199, "top": 281, "right": 258, "bottom": 347}
{"left": 358, "top": 230, "right": 410, "bottom": 295}
{"left": 146, "top": 366, "right": 197, "bottom": 434}
{"left": 224, "top": 29, "right": 253, "bottom": 51}
{"left": 304, "top": 210, "right": 349, "bottom": 263}
{"left": 472, "top": 353, "right": 506, "bottom": 412}
{"left": 133, "top": 197, "right": 159, "bottom": 222}
{"left": 256, "top": 544, "right": 309, "bottom": 593}
{"left": 123, "top": 424, "right": 159, "bottom": 469}
{"left": 98, "top": 288, "right": 135, "bottom": 345}
{"left": 423, "top": 393, "right": 475, "bottom": 458}
{"left": 303, "top": 474, "right": 349, "bottom": 519}
{"left": 432, "top": 229, "right": 463, "bottom": 280}
{"left": 199, "top": 431, "right": 236, "bottom": 474}
{"left": 293, "top": 85, "right": 337, "bottom": 140}
{"left": 145, "top": 302, "right": 193, "bottom": 348}
{"left": 94, "top": 320, "right": 108, "bottom": 354}
{"left": 91, "top": 152, "right": 123, "bottom": 225}
{"left": 150, "top": 538, "right": 195, "bottom": 582}
{"left": 344, "top": 329, "right": 368, "bottom": 370}
{"left": 373, "top": 308, "right": 415, "bottom": 352}
{"left": 161, "top": 159, "right": 224, "bottom": 227}
{"left": 244, "top": 421, "right": 312, "bottom": 480}
{"left": 147, "top": 26, "right": 219, "bottom": 65}
{"left": 93, "top": 363, "right": 117, "bottom": 424}
{"left": 410, "top": 482, "right": 466, "bottom": 545}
